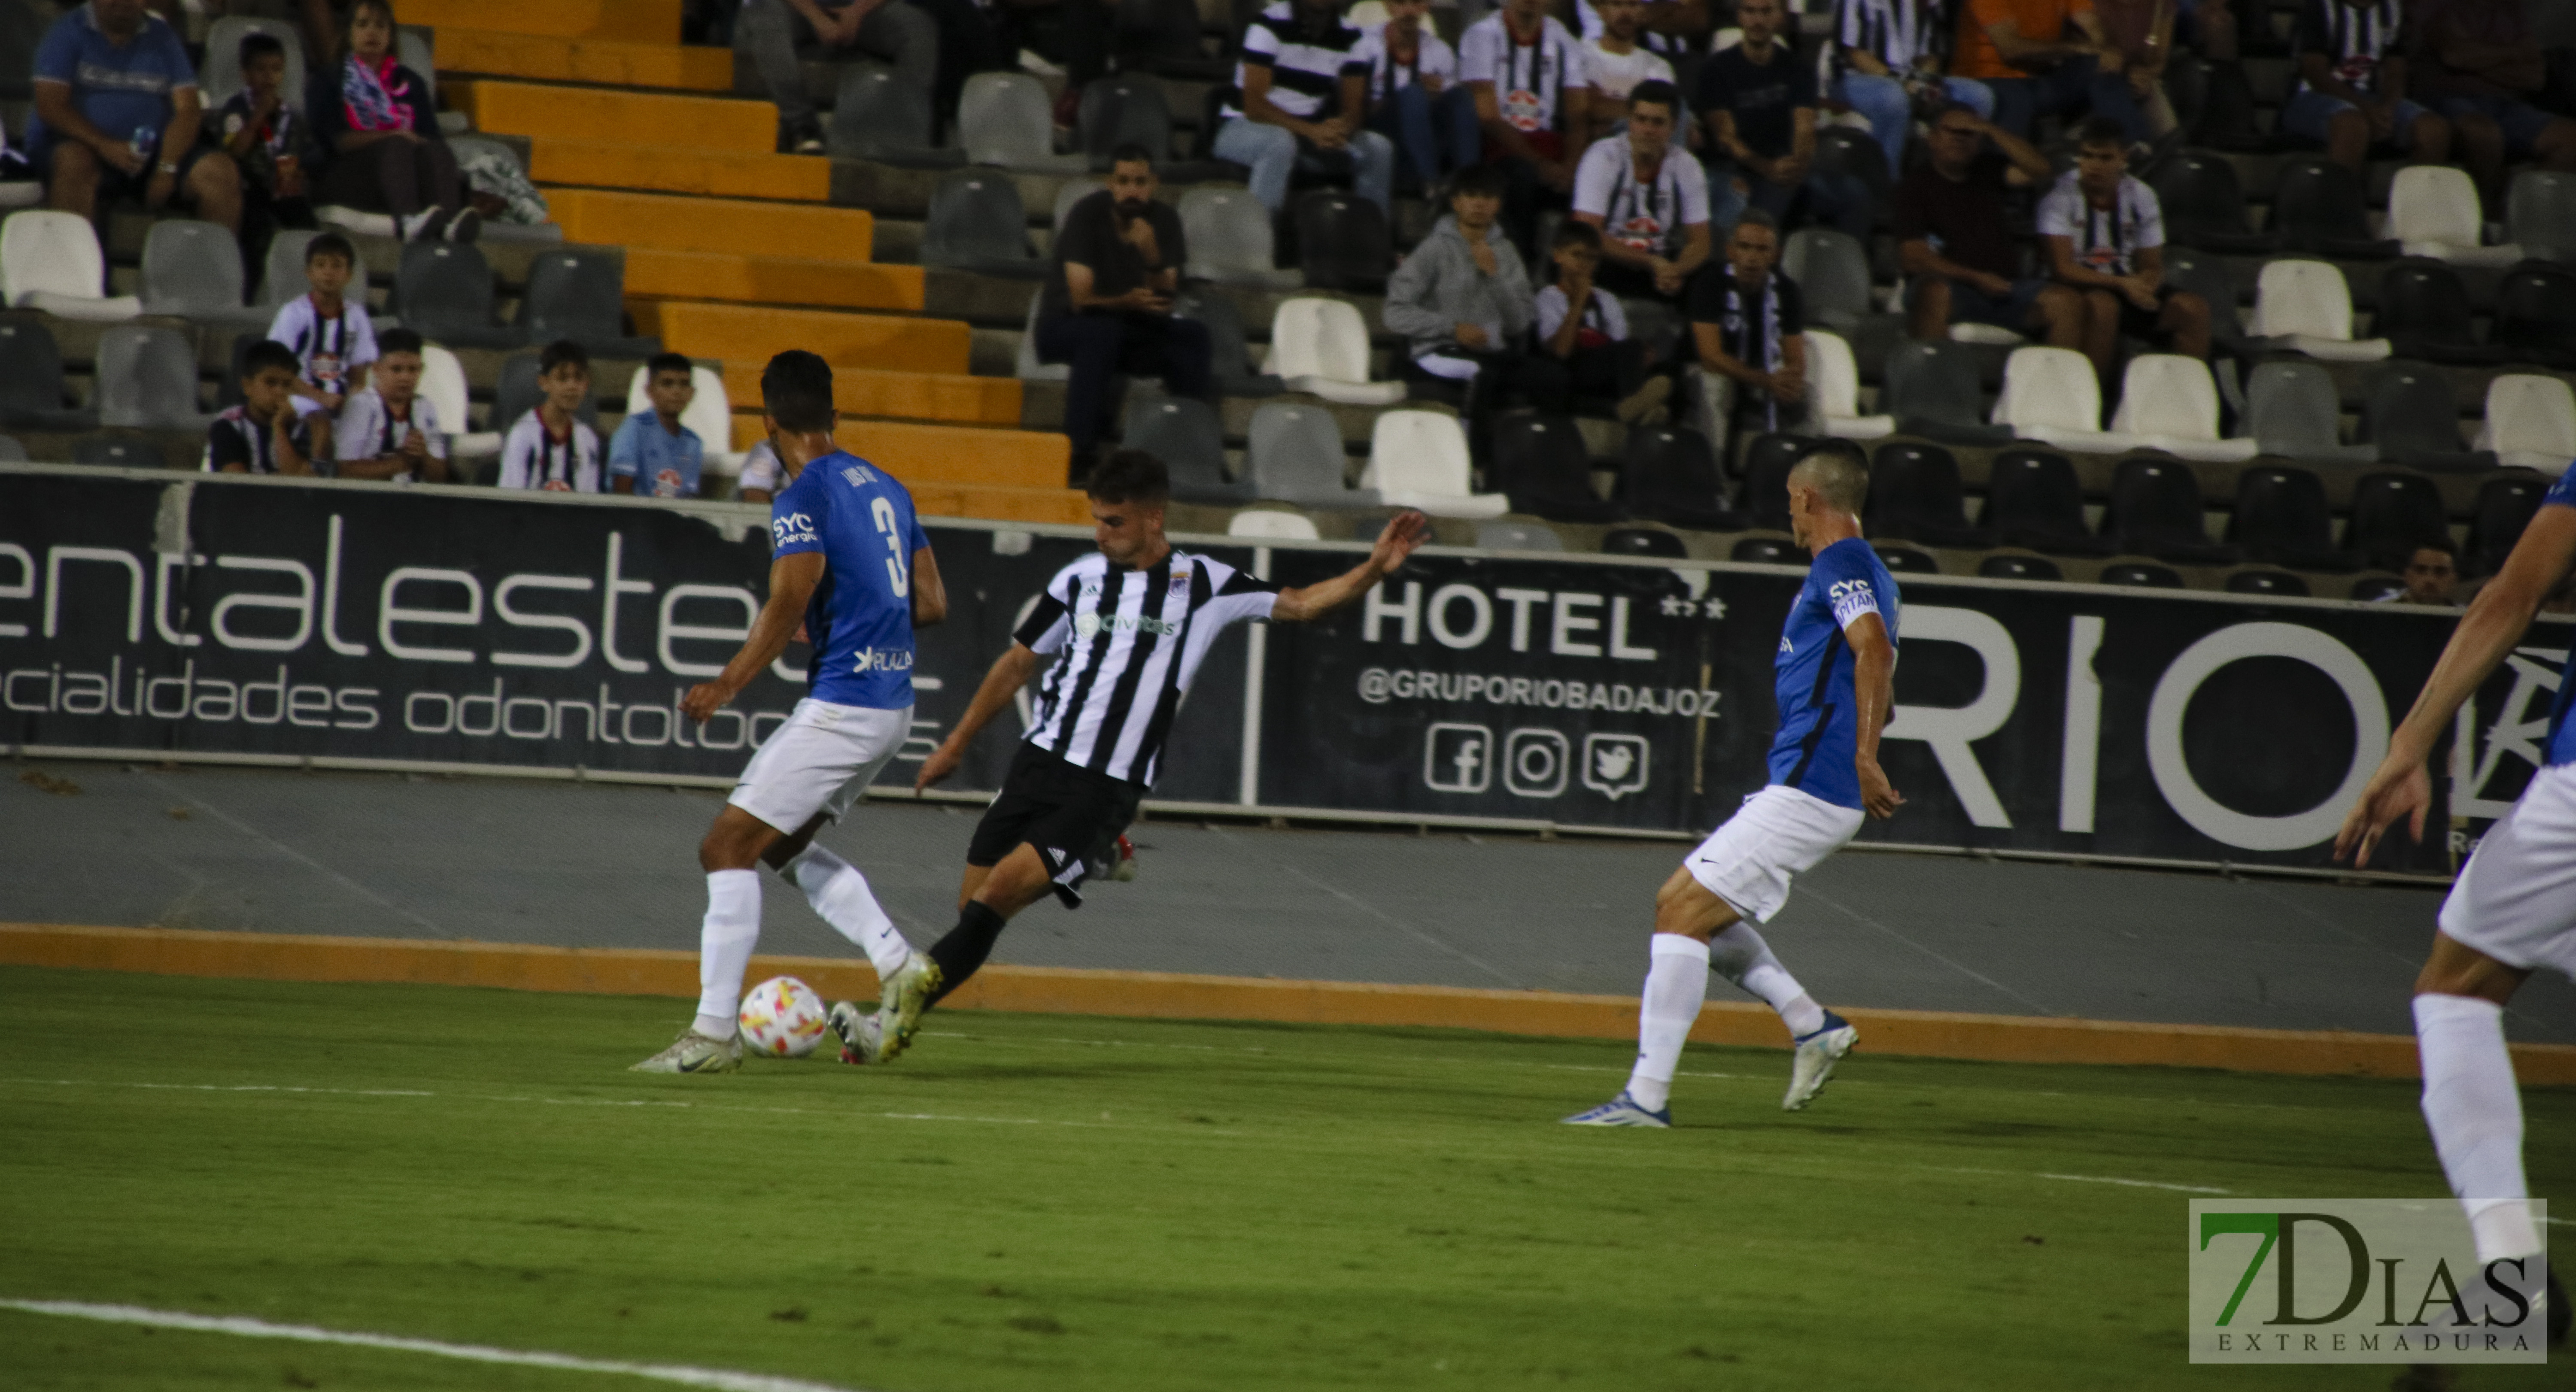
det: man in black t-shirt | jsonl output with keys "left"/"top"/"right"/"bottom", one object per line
{"left": 1687, "top": 209, "right": 1808, "bottom": 436}
{"left": 1892, "top": 103, "right": 2084, "bottom": 349}
{"left": 1032, "top": 146, "right": 1214, "bottom": 473}
{"left": 1695, "top": 0, "right": 1873, "bottom": 239}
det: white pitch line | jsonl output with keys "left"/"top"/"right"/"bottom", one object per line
{"left": 1932, "top": 1165, "right": 2234, "bottom": 1195}
{"left": 0, "top": 1299, "right": 868, "bottom": 1392}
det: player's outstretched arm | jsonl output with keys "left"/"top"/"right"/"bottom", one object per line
{"left": 680, "top": 552, "right": 824, "bottom": 722}
{"left": 1271, "top": 510, "right": 1431, "bottom": 623}
{"left": 1847, "top": 610, "right": 1905, "bottom": 820}
{"left": 911, "top": 544, "right": 948, "bottom": 628}
{"left": 2338, "top": 505, "right": 2576, "bottom": 867}
{"left": 915, "top": 643, "right": 1045, "bottom": 791}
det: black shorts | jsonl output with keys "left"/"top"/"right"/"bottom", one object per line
{"left": 2118, "top": 292, "right": 2176, "bottom": 342}
{"left": 36, "top": 139, "right": 218, "bottom": 209}
{"left": 965, "top": 743, "right": 1142, "bottom": 908}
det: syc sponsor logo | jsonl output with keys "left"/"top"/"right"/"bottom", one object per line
{"left": 771, "top": 512, "right": 818, "bottom": 549}
{"left": 2189, "top": 1200, "right": 2550, "bottom": 1364}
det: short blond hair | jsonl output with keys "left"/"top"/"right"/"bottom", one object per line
{"left": 1786, "top": 448, "right": 1869, "bottom": 516}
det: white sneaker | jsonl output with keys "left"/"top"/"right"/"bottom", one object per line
{"left": 874, "top": 953, "right": 943, "bottom": 1063}
{"left": 1559, "top": 1091, "right": 1672, "bottom": 1128}
{"left": 827, "top": 999, "right": 884, "bottom": 1064}
{"left": 1783, "top": 1011, "right": 1856, "bottom": 1111}
{"left": 630, "top": 1028, "right": 742, "bottom": 1074}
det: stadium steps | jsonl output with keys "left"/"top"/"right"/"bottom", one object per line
{"left": 724, "top": 417, "right": 1066, "bottom": 489}
{"left": 429, "top": 27, "right": 735, "bottom": 92}
{"left": 634, "top": 301, "right": 972, "bottom": 375}
{"left": 526, "top": 138, "right": 829, "bottom": 201}
{"left": 623, "top": 249, "right": 923, "bottom": 314}
{"left": 718, "top": 363, "right": 1023, "bottom": 429}
{"left": 546, "top": 190, "right": 875, "bottom": 263}
{"left": 450, "top": 81, "right": 774, "bottom": 154}
{"left": 401, "top": 0, "right": 683, "bottom": 42}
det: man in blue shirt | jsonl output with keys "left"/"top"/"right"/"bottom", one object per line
{"left": 609, "top": 353, "right": 709, "bottom": 499}
{"left": 1567, "top": 444, "right": 1900, "bottom": 1126}
{"left": 28, "top": 0, "right": 242, "bottom": 234}
{"left": 635, "top": 350, "right": 950, "bottom": 1074}
{"left": 2338, "top": 464, "right": 2576, "bottom": 1330}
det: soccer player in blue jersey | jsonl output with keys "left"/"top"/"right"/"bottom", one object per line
{"left": 2337, "top": 466, "right": 2576, "bottom": 1343}
{"left": 633, "top": 351, "right": 950, "bottom": 1074}
{"left": 1566, "top": 446, "right": 1901, "bottom": 1125}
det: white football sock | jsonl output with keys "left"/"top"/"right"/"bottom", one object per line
{"left": 1625, "top": 934, "right": 1710, "bottom": 1113}
{"left": 784, "top": 843, "right": 912, "bottom": 980}
{"left": 2414, "top": 993, "right": 2540, "bottom": 1264}
{"left": 691, "top": 869, "right": 762, "bottom": 1041}
{"left": 1708, "top": 922, "right": 1826, "bottom": 1038}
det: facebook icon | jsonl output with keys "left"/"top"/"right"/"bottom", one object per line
{"left": 1423, "top": 723, "right": 1494, "bottom": 794}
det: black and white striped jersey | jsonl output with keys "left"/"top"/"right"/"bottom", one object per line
{"left": 1012, "top": 550, "right": 1280, "bottom": 786}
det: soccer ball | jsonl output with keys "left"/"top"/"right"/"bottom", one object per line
{"left": 738, "top": 976, "right": 829, "bottom": 1058}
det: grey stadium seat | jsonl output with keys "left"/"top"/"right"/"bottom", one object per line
{"left": 491, "top": 349, "right": 600, "bottom": 433}
{"left": 829, "top": 61, "right": 960, "bottom": 168}
{"left": 1180, "top": 187, "right": 1299, "bottom": 289}
{"left": 0, "top": 434, "right": 25, "bottom": 461}
{"left": 257, "top": 228, "right": 366, "bottom": 309}
{"left": 922, "top": 170, "right": 1046, "bottom": 279}
{"left": 96, "top": 325, "right": 213, "bottom": 431}
{"left": 2359, "top": 359, "right": 2492, "bottom": 473}
{"left": 1174, "top": 290, "right": 1284, "bottom": 397}
{"left": 2244, "top": 361, "right": 2373, "bottom": 465}
{"left": 200, "top": 16, "right": 308, "bottom": 115}
{"left": 72, "top": 433, "right": 162, "bottom": 468}
{"left": 520, "top": 248, "right": 659, "bottom": 358}
{"left": 2507, "top": 170, "right": 2576, "bottom": 264}
{"left": 140, "top": 219, "right": 269, "bottom": 329}
{"left": 1121, "top": 394, "right": 1250, "bottom": 505}
{"left": 957, "top": 72, "right": 1087, "bottom": 173}
{"left": 1475, "top": 519, "right": 1564, "bottom": 552}
{"left": 1080, "top": 77, "right": 1175, "bottom": 170}
{"left": 0, "top": 315, "right": 97, "bottom": 431}
{"left": 1881, "top": 340, "right": 2008, "bottom": 445}
{"left": 397, "top": 241, "right": 522, "bottom": 349}
{"left": 1781, "top": 228, "right": 1875, "bottom": 333}
{"left": 1246, "top": 403, "right": 1379, "bottom": 508}
{"left": 1015, "top": 294, "right": 1067, "bottom": 382}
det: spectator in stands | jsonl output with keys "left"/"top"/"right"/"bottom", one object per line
{"left": 206, "top": 340, "right": 328, "bottom": 476}
{"left": 1698, "top": 0, "right": 1874, "bottom": 241}
{"left": 1896, "top": 103, "right": 2087, "bottom": 349}
{"left": 1382, "top": 164, "right": 1536, "bottom": 463}
{"left": 735, "top": 439, "right": 784, "bottom": 504}
{"left": 735, "top": 0, "right": 939, "bottom": 155}
{"left": 1830, "top": 0, "right": 1997, "bottom": 179}
{"left": 220, "top": 31, "right": 321, "bottom": 247}
{"left": 1952, "top": 0, "right": 2150, "bottom": 146}
{"left": 1689, "top": 208, "right": 1807, "bottom": 437}
{"left": 267, "top": 231, "right": 377, "bottom": 415}
{"left": 1571, "top": 82, "right": 1710, "bottom": 309}
{"left": 2038, "top": 118, "right": 2209, "bottom": 375}
{"left": 1575, "top": 0, "right": 1711, "bottom": 58}
{"left": 1461, "top": 0, "right": 1591, "bottom": 252}
{"left": 2281, "top": 0, "right": 2451, "bottom": 175}
{"left": 1579, "top": 0, "right": 1675, "bottom": 146}
{"left": 311, "top": 0, "right": 479, "bottom": 242}
{"left": 1356, "top": 0, "right": 1476, "bottom": 194}
{"left": 1219, "top": 0, "right": 1395, "bottom": 218}
{"left": 2089, "top": 0, "right": 2187, "bottom": 136}
{"left": 335, "top": 326, "right": 448, "bottom": 483}
{"left": 499, "top": 340, "right": 605, "bottom": 493}
{"left": 1034, "top": 146, "right": 1211, "bottom": 470}
{"left": 611, "top": 353, "right": 711, "bottom": 499}
{"left": 27, "top": 0, "right": 244, "bottom": 236}
{"left": 2394, "top": 540, "right": 2461, "bottom": 606}
{"left": 1525, "top": 220, "right": 1675, "bottom": 424}
{"left": 2410, "top": 0, "right": 2576, "bottom": 201}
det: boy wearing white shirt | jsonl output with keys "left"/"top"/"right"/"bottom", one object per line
{"left": 1525, "top": 219, "right": 1673, "bottom": 425}
{"left": 267, "top": 232, "right": 377, "bottom": 414}
{"left": 335, "top": 327, "right": 447, "bottom": 482}
{"left": 497, "top": 339, "right": 603, "bottom": 493}
{"left": 1356, "top": 0, "right": 1476, "bottom": 191}
{"left": 1569, "top": 82, "right": 1710, "bottom": 307}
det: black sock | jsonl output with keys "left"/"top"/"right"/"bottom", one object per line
{"left": 925, "top": 901, "right": 1007, "bottom": 1005}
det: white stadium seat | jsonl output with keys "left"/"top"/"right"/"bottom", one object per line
{"left": 1015, "top": 293, "right": 1069, "bottom": 382}
{"left": 1, "top": 210, "right": 141, "bottom": 321}
{"left": 1227, "top": 509, "right": 1322, "bottom": 540}
{"left": 2388, "top": 166, "right": 2521, "bottom": 267}
{"left": 1361, "top": 410, "right": 1506, "bottom": 518}
{"left": 626, "top": 362, "right": 745, "bottom": 479}
{"left": 2250, "top": 258, "right": 2389, "bottom": 362}
{"left": 1802, "top": 328, "right": 1893, "bottom": 440}
{"left": 424, "top": 344, "right": 493, "bottom": 460}
{"left": 1990, "top": 345, "right": 2144, "bottom": 454}
{"left": 1269, "top": 297, "right": 1406, "bottom": 406}
{"left": 2473, "top": 375, "right": 2576, "bottom": 476}
{"left": 2106, "top": 354, "right": 2259, "bottom": 462}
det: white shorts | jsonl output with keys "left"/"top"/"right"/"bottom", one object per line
{"left": 1681, "top": 783, "right": 1865, "bottom": 925}
{"left": 726, "top": 698, "right": 913, "bottom": 834}
{"left": 2439, "top": 762, "right": 2576, "bottom": 981}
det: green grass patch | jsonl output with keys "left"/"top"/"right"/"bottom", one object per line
{"left": 0, "top": 965, "right": 2564, "bottom": 1391}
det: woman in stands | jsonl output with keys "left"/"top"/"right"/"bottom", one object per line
{"left": 308, "top": 0, "right": 477, "bottom": 242}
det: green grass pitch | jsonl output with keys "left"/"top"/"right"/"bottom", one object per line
{"left": 0, "top": 965, "right": 2565, "bottom": 1392}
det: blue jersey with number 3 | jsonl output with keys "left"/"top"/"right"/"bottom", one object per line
{"left": 1767, "top": 537, "right": 1900, "bottom": 809}
{"left": 769, "top": 451, "right": 930, "bottom": 709}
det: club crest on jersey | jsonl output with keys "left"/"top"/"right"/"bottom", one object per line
{"left": 1168, "top": 564, "right": 1191, "bottom": 594}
